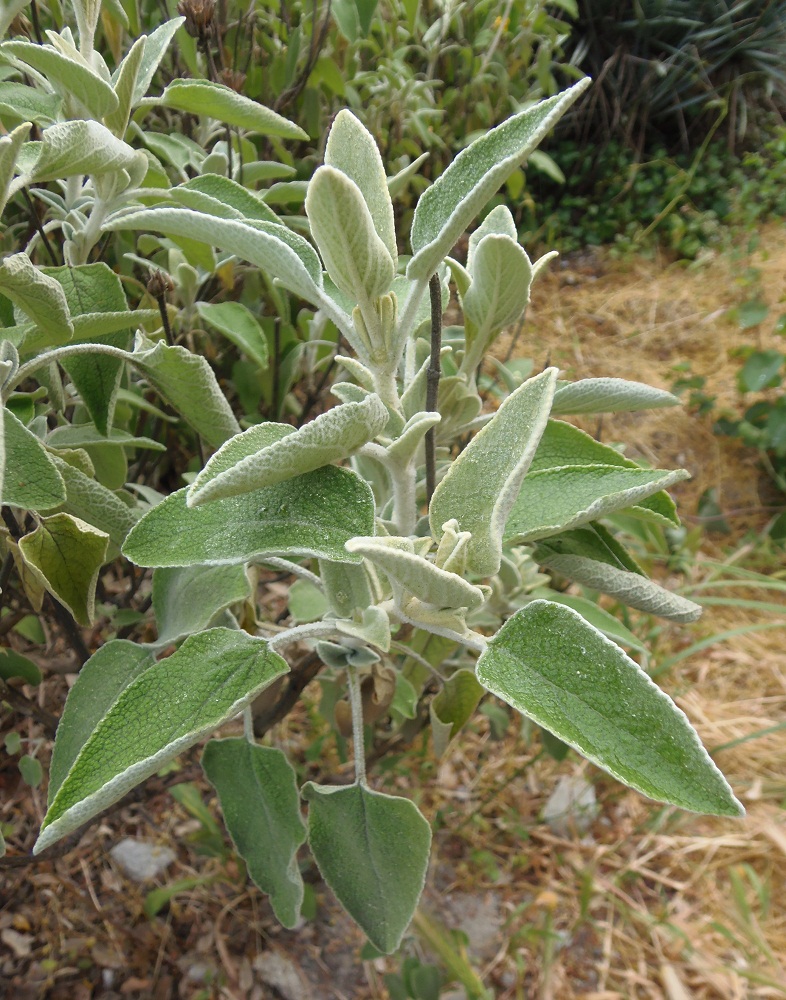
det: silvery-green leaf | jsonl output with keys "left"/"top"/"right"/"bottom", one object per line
{"left": 48, "top": 640, "right": 155, "bottom": 804}
{"left": 152, "top": 564, "right": 252, "bottom": 644}
{"left": 202, "top": 739, "right": 306, "bottom": 929}
{"left": 0, "top": 0, "right": 27, "bottom": 37}
{"left": 387, "top": 151, "right": 429, "bottom": 198}
{"left": 302, "top": 782, "right": 431, "bottom": 954}
{"left": 385, "top": 411, "right": 441, "bottom": 467}
{"left": 0, "top": 122, "right": 30, "bottom": 215}
{"left": 132, "top": 17, "right": 185, "bottom": 105}
{"left": 547, "top": 592, "right": 648, "bottom": 653}
{"left": 105, "top": 208, "right": 324, "bottom": 306}
{"left": 505, "top": 465, "right": 689, "bottom": 543}
{"left": 47, "top": 426, "right": 162, "bottom": 451}
{"left": 463, "top": 234, "right": 532, "bottom": 332}
{"left": 0, "top": 254, "right": 72, "bottom": 345}
{"left": 122, "top": 466, "right": 375, "bottom": 568}
{"left": 196, "top": 301, "right": 269, "bottom": 370}
{"left": 466, "top": 204, "right": 517, "bottom": 272}
{"left": 71, "top": 0, "right": 102, "bottom": 56}
{"left": 2, "top": 408, "right": 66, "bottom": 511}
{"left": 319, "top": 559, "right": 374, "bottom": 618}
{"left": 325, "top": 110, "right": 397, "bottom": 266}
{"left": 105, "top": 35, "right": 145, "bottom": 136}
{"left": 536, "top": 523, "right": 644, "bottom": 575}
{"left": 305, "top": 166, "right": 396, "bottom": 304}
{"left": 156, "top": 79, "right": 307, "bottom": 139}
{"left": 430, "top": 669, "right": 484, "bottom": 757}
{"left": 0, "top": 84, "right": 60, "bottom": 126}
{"left": 552, "top": 378, "right": 680, "bottom": 415}
{"left": 344, "top": 537, "right": 486, "bottom": 612}
{"left": 288, "top": 579, "right": 330, "bottom": 623}
{"left": 35, "top": 628, "right": 289, "bottom": 854}
{"left": 429, "top": 367, "right": 557, "bottom": 577}
{"left": 18, "top": 513, "right": 109, "bottom": 625}
{"left": 476, "top": 601, "right": 742, "bottom": 816}
{"left": 19, "top": 120, "right": 137, "bottom": 186}
{"left": 0, "top": 40, "right": 119, "bottom": 118}
{"left": 172, "top": 174, "right": 279, "bottom": 225}
{"left": 536, "top": 549, "right": 702, "bottom": 624}
{"left": 408, "top": 79, "right": 590, "bottom": 280}
{"left": 50, "top": 455, "right": 138, "bottom": 548}
{"left": 188, "top": 395, "right": 388, "bottom": 506}
{"left": 130, "top": 336, "right": 239, "bottom": 448}
{"left": 530, "top": 419, "right": 680, "bottom": 526}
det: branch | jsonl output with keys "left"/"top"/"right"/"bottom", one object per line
{"left": 424, "top": 272, "right": 443, "bottom": 506}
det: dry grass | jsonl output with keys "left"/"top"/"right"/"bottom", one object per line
{"left": 2, "top": 230, "right": 786, "bottom": 999}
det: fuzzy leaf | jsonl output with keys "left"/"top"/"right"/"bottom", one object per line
{"left": 345, "top": 537, "right": 485, "bottom": 612}
{"left": 430, "top": 669, "right": 484, "bottom": 757}
{"left": 22, "top": 120, "right": 137, "bottom": 184}
{"left": 2, "top": 409, "right": 66, "bottom": 511}
{"left": 105, "top": 208, "right": 324, "bottom": 306}
{"left": 152, "top": 564, "right": 252, "bottom": 644}
{"left": 0, "top": 122, "right": 31, "bottom": 215}
{"left": 552, "top": 378, "right": 680, "bottom": 415}
{"left": 408, "top": 79, "right": 590, "bottom": 280}
{"left": 0, "top": 254, "right": 72, "bottom": 345}
{"left": 463, "top": 234, "right": 532, "bottom": 333}
{"left": 0, "top": 85, "right": 60, "bottom": 126}
{"left": 302, "top": 782, "right": 431, "bottom": 953}
{"left": 48, "top": 640, "right": 155, "bottom": 804}
{"left": 123, "top": 466, "right": 375, "bottom": 567}
{"left": 157, "top": 79, "right": 307, "bottom": 139}
{"left": 305, "top": 166, "right": 396, "bottom": 303}
{"left": 105, "top": 35, "right": 146, "bottom": 136}
{"left": 18, "top": 513, "right": 109, "bottom": 625}
{"left": 50, "top": 455, "right": 138, "bottom": 547}
{"left": 174, "top": 174, "right": 279, "bottom": 224}
{"left": 188, "top": 395, "right": 388, "bottom": 506}
{"left": 202, "top": 739, "right": 306, "bottom": 928}
{"left": 476, "top": 601, "right": 743, "bottom": 816}
{"left": 0, "top": 40, "right": 119, "bottom": 118}
{"left": 325, "top": 110, "right": 397, "bottom": 265}
{"left": 35, "top": 628, "right": 289, "bottom": 854}
{"left": 129, "top": 337, "right": 239, "bottom": 448}
{"left": 505, "top": 465, "right": 689, "bottom": 543}
{"left": 429, "top": 367, "right": 557, "bottom": 576}
{"left": 132, "top": 17, "right": 185, "bottom": 105}
{"left": 466, "top": 204, "right": 517, "bottom": 271}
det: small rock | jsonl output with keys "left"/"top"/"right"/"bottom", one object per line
{"left": 109, "top": 838, "right": 176, "bottom": 881}
{"left": 1, "top": 928, "right": 33, "bottom": 957}
{"left": 542, "top": 776, "right": 598, "bottom": 837}
{"left": 253, "top": 950, "right": 309, "bottom": 1000}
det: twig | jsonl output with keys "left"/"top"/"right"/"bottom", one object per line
{"left": 45, "top": 594, "right": 90, "bottom": 666}
{"left": 425, "top": 272, "right": 443, "bottom": 506}
{"left": 252, "top": 650, "right": 322, "bottom": 735}
{"left": 21, "top": 188, "right": 58, "bottom": 266}
{"left": 1, "top": 678, "right": 58, "bottom": 733}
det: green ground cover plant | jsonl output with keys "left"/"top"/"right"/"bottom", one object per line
{"left": 0, "top": 0, "right": 744, "bottom": 955}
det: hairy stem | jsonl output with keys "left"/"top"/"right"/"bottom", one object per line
{"left": 346, "top": 663, "right": 367, "bottom": 786}
{"left": 425, "top": 273, "right": 443, "bottom": 506}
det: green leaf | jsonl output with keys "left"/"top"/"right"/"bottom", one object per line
{"left": 123, "top": 466, "right": 376, "bottom": 567}
{"left": 325, "top": 110, "right": 397, "bottom": 266}
{"left": 0, "top": 648, "right": 42, "bottom": 685}
{"left": 48, "top": 639, "right": 155, "bottom": 804}
{"left": 156, "top": 79, "right": 307, "bottom": 139}
{"left": 202, "top": 739, "right": 307, "bottom": 928}
{"left": 174, "top": 174, "right": 279, "bottom": 224}
{"left": 305, "top": 166, "right": 396, "bottom": 304}
{"left": 530, "top": 420, "right": 680, "bottom": 526}
{"left": 551, "top": 379, "right": 680, "bottom": 415}
{"left": 50, "top": 455, "right": 139, "bottom": 548}
{"left": 105, "top": 209, "right": 325, "bottom": 307}
{"left": 0, "top": 254, "right": 72, "bottom": 345}
{"left": 41, "top": 263, "right": 133, "bottom": 433}
{"left": 47, "top": 426, "right": 163, "bottom": 451}
{"left": 505, "top": 465, "right": 689, "bottom": 543}
{"left": 430, "top": 669, "right": 484, "bottom": 757}
{"left": 463, "top": 235, "right": 532, "bottom": 333}
{"left": 2, "top": 408, "right": 67, "bottom": 511}
{"left": 547, "top": 593, "right": 647, "bottom": 653}
{"left": 19, "top": 754, "right": 43, "bottom": 788}
{"left": 408, "top": 79, "right": 590, "bottom": 281}
{"left": 0, "top": 85, "right": 60, "bottom": 127}
{"left": 105, "top": 35, "right": 146, "bottom": 136}
{"left": 0, "top": 122, "right": 31, "bottom": 215}
{"left": 152, "top": 564, "right": 252, "bottom": 644}
{"left": 429, "top": 367, "right": 557, "bottom": 576}
{"left": 196, "top": 302, "right": 268, "bottom": 370}
{"left": 288, "top": 579, "right": 330, "bottom": 623}
{"left": 476, "top": 601, "right": 743, "bottom": 817}
{"left": 21, "top": 120, "right": 138, "bottom": 184}
{"left": 129, "top": 336, "right": 239, "bottom": 448}
{"left": 132, "top": 17, "right": 185, "bottom": 105}
{"left": 737, "top": 350, "right": 784, "bottom": 393}
{"left": 319, "top": 559, "right": 374, "bottom": 618}
{"left": 0, "top": 40, "right": 119, "bottom": 118}
{"left": 188, "top": 395, "right": 389, "bottom": 506}
{"left": 18, "top": 513, "right": 109, "bottom": 625}
{"left": 35, "top": 628, "right": 289, "bottom": 854}
{"left": 302, "top": 782, "right": 431, "bottom": 953}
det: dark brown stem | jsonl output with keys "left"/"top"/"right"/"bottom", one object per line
{"left": 1, "top": 678, "right": 58, "bottom": 733}
{"left": 274, "top": 0, "right": 332, "bottom": 114}
{"left": 45, "top": 594, "right": 90, "bottom": 666}
{"left": 155, "top": 291, "right": 174, "bottom": 346}
{"left": 29, "top": 0, "right": 44, "bottom": 43}
{"left": 425, "top": 272, "right": 443, "bottom": 506}
{"left": 21, "top": 188, "right": 58, "bottom": 266}
{"left": 252, "top": 650, "right": 322, "bottom": 735}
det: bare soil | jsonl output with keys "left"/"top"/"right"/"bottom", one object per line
{"left": 2, "top": 227, "right": 786, "bottom": 999}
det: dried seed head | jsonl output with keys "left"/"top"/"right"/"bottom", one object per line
{"left": 176, "top": 0, "right": 215, "bottom": 39}
{"left": 146, "top": 270, "right": 175, "bottom": 299}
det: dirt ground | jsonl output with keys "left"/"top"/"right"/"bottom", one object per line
{"left": 2, "top": 226, "right": 786, "bottom": 999}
